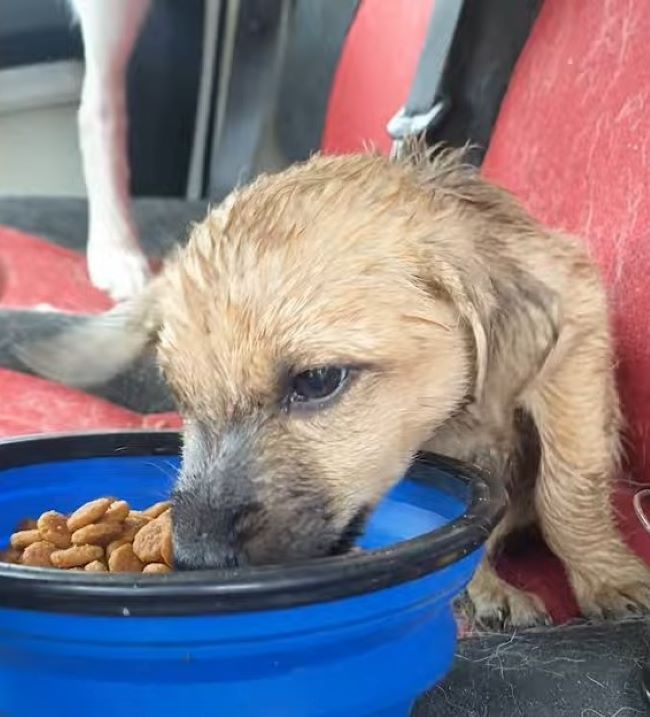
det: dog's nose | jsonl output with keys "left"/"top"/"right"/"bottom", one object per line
{"left": 172, "top": 520, "right": 247, "bottom": 570}
{"left": 173, "top": 545, "right": 241, "bottom": 570}
{"left": 171, "top": 488, "right": 259, "bottom": 570}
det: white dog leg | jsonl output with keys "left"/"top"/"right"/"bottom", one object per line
{"left": 70, "top": 0, "right": 152, "bottom": 300}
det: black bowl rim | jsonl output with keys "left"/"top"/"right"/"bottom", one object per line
{"left": 0, "top": 431, "right": 505, "bottom": 616}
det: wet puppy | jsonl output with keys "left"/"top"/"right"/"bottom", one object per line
{"left": 21, "top": 145, "right": 650, "bottom": 627}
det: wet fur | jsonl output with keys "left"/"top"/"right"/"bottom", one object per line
{"left": 20, "top": 144, "right": 650, "bottom": 625}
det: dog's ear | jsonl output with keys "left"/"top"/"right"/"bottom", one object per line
{"left": 15, "top": 280, "right": 161, "bottom": 389}
{"left": 401, "top": 142, "right": 560, "bottom": 403}
{"left": 418, "top": 251, "right": 559, "bottom": 405}
{"left": 454, "top": 266, "right": 558, "bottom": 405}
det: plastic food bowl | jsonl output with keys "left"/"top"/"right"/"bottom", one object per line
{"left": 0, "top": 432, "right": 504, "bottom": 717}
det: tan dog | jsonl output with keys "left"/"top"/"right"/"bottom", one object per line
{"left": 22, "top": 145, "right": 650, "bottom": 627}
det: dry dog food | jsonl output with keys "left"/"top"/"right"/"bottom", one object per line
{"left": 1, "top": 498, "right": 173, "bottom": 573}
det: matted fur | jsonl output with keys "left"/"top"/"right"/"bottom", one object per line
{"left": 20, "top": 143, "right": 650, "bottom": 625}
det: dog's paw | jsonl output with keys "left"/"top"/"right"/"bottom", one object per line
{"left": 466, "top": 576, "right": 550, "bottom": 630}
{"left": 572, "top": 574, "right": 650, "bottom": 620}
{"left": 87, "top": 235, "right": 151, "bottom": 301}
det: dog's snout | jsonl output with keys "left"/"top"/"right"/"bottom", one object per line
{"left": 172, "top": 424, "right": 366, "bottom": 570}
{"left": 174, "top": 544, "right": 240, "bottom": 571}
{"left": 172, "top": 487, "right": 262, "bottom": 570}
{"left": 171, "top": 424, "right": 268, "bottom": 569}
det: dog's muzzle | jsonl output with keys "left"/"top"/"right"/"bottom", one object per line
{"left": 171, "top": 424, "right": 370, "bottom": 570}
{"left": 171, "top": 483, "right": 369, "bottom": 570}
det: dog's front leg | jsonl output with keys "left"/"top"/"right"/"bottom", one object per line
{"left": 465, "top": 508, "right": 549, "bottom": 629}
{"left": 425, "top": 428, "right": 549, "bottom": 628}
{"left": 70, "top": 0, "right": 151, "bottom": 300}
{"left": 526, "top": 309, "right": 650, "bottom": 619}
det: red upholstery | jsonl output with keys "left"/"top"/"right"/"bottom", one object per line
{"left": 322, "top": 0, "right": 435, "bottom": 155}
{"left": 483, "top": 0, "right": 650, "bottom": 486}
{"left": 483, "top": 0, "right": 650, "bottom": 570}
{"left": 0, "top": 227, "right": 181, "bottom": 437}
{"left": 0, "top": 368, "right": 181, "bottom": 437}
{"left": 0, "top": 227, "right": 111, "bottom": 313}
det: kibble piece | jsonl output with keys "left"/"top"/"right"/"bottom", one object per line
{"left": 143, "top": 501, "right": 171, "bottom": 520}
{"left": 161, "top": 528, "right": 173, "bottom": 568}
{"left": 51, "top": 544, "right": 103, "bottom": 568}
{"left": 127, "top": 510, "right": 151, "bottom": 525}
{"left": 17, "top": 518, "right": 38, "bottom": 531}
{"left": 85, "top": 559, "right": 108, "bottom": 572}
{"left": 37, "top": 511, "right": 72, "bottom": 548}
{"left": 10, "top": 529, "right": 42, "bottom": 550}
{"left": 2, "top": 495, "right": 179, "bottom": 572}
{"left": 103, "top": 500, "right": 130, "bottom": 523}
{"left": 0, "top": 547, "right": 22, "bottom": 564}
{"left": 110, "top": 515, "right": 147, "bottom": 545}
{"left": 71, "top": 522, "right": 123, "bottom": 547}
{"left": 116, "top": 518, "right": 143, "bottom": 545}
{"left": 21, "top": 541, "right": 56, "bottom": 568}
{"left": 67, "top": 498, "right": 112, "bottom": 532}
{"left": 106, "top": 536, "right": 131, "bottom": 559}
{"left": 133, "top": 512, "right": 171, "bottom": 564}
{"left": 108, "top": 543, "right": 143, "bottom": 573}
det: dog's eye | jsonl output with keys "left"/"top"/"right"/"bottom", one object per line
{"left": 290, "top": 367, "right": 349, "bottom": 403}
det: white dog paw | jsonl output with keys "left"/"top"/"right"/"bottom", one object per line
{"left": 87, "top": 236, "right": 151, "bottom": 301}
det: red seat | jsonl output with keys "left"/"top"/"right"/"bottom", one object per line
{"left": 482, "top": 0, "right": 650, "bottom": 574}
{"left": 322, "top": 0, "right": 435, "bottom": 155}
{"left": 483, "top": 0, "right": 650, "bottom": 489}
{"left": 0, "top": 367, "right": 181, "bottom": 436}
{"left": 0, "top": 227, "right": 112, "bottom": 313}
{"left": 0, "top": 227, "right": 181, "bottom": 436}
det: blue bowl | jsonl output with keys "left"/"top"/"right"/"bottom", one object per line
{"left": 0, "top": 432, "right": 503, "bottom": 717}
